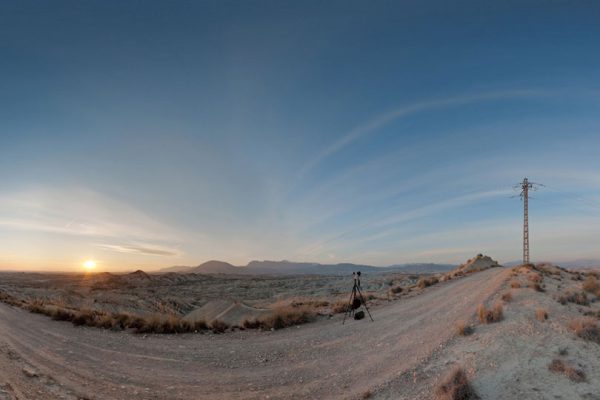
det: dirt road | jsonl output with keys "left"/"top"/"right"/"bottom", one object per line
{"left": 0, "top": 268, "right": 509, "bottom": 400}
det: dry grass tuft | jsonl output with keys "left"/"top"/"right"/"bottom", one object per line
{"left": 331, "top": 301, "right": 350, "bottom": 314}
{"left": 210, "top": 319, "right": 229, "bottom": 334}
{"left": 361, "top": 390, "right": 373, "bottom": 399}
{"left": 528, "top": 273, "right": 543, "bottom": 283}
{"left": 501, "top": 291, "right": 513, "bottom": 302}
{"left": 417, "top": 276, "right": 439, "bottom": 289}
{"left": 548, "top": 359, "right": 586, "bottom": 382}
{"left": 455, "top": 321, "right": 474, "bottom": 336}
{"left": 477, "top": 302, "right": 503, "bottom": 324}
{"left": 510, "top": 280, "right": 521, "bottom": 289}
{"left": 535, "top": 308, "right": 548, "bottom": 322}
{"left": 568, "top": 317, "right": 600, "bottom": 344}
{"left": 434, "top": 366, "right": 480, "bottom": 400}
{"left": 528, "top": 282, "right": 545, "bottom": 292}
{"left": 0, "top": 291, "right": 23, "bottom": 307}
{"left": 582, "top": 276, "right": 600, "bottom": 297}
{"left": 388, "top": 286, "right": 403, "bottom": 295}
{"left": 557, "top": 291, "right": 589, "bottom": 306}
{"left": 253, "top": 306, "right": 316, "bottom": 330}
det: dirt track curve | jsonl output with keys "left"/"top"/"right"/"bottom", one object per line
{"left": 0, "top": 268, "right": 510, "bottom": 400}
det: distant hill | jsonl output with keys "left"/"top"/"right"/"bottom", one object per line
{"left": 189, "top": 260, "right": 243, "bottom": 274}
{"left": 157, "top": 260, "right": 456, "bottom": 276}
{"left": 503, "top": 259, "right": 600, "bottom": 269}
{"left": 157, "top": 265, "right": 193, "bottom": 273}
{"left": 386, "top": 263, "right": 455, "bottom": 273}
{"left": 244, "top": 260, "right": 383, "bottom": 275}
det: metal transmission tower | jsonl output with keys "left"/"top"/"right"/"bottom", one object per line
{"left": 514, "top": 178, "right": 544, "bottom": 264}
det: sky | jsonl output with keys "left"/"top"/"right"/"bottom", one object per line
{"left": 2, "top": 1, "right": 600, "bottom": 271}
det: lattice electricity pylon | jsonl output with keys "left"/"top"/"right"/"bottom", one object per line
{"left": 512, "top": 178, "right": 544, "bottom": 265}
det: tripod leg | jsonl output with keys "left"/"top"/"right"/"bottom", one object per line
{"left": 356, "top": 286, "right": 374, "bottom": 322}
{"left": 342, "top": 285, "right": 355, "bottom": 325}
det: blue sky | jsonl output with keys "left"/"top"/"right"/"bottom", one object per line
{"left": 2, "top": 1, "right": 600, "bottom": 271}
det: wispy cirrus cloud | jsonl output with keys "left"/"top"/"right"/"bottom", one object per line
{"left": 0, "top": 186, "right": 181, "bottom": 243}
{"left": 299, "top": 89, "right": 545, "bottom": 177}
{"left": 95, "top": 243, "right": 180, "bottom": 256}
{"left": 295, "top": 188, "right": 513, "bottom": 258}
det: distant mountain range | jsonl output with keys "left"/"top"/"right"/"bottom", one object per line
{"left": 157, "top": 260, "right": 456, "bottom": 276}
{"left": 502, "top": 259, "right": 600, "bottom": 269}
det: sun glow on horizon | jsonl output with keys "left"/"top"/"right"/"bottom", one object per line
{"left": 83, "top": 259, "right": 97, "bottom": 271}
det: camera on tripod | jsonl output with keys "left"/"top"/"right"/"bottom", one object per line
{"left": 343, "top": 271, "right": 374, "bottom": 324}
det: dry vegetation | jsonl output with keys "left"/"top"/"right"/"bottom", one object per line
{"left": 568, "top": 317, "right": 600, "bottom": 344}
{"left": 510, "top": 280, "right": 521, "bottom": 289}
{"left": 417, "top": 276, "right": 439, "bottom": 289}
{"left": 557, "top": 291, "right": 589, "bottom": 306}
{"left": 477, "top": 302, "right": 503, "bottom": 324}
{"left": 583, "top": 276, "right": 600, "bottom": 297}
{"left": 434, "top": 366, "right": 480, "bottom": 400}
{"left": 243, "top": 305, "right": 316, "bottom": 330}
{"left": 501, "top": 291, "right": 513, "bottom": 302}
{"left": 535, "top": 308, "right": 548, "bottom": 322}
{"left": 548, "top": 359, "right": 586, "bottom": 382}
{"left": 455, "top": 320, "right": 474, "bottom": 336}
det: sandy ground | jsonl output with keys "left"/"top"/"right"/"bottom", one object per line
{"left": 2, "top": 266, "right": 599, "bottom": 400}
{"left": 0, "top": 268, "right": 508, "bottom": 400}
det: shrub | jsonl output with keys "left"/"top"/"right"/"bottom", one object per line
{"left": 332, "top": 301, "right": 350, "bottom": 314}
{"left": 262, "top": 306, "right": 316, "bottom": 330}
{"left": 557, "top": 291, "right": 589, "bottom": 306}
{"left": 242, "top": 318, "right": 261, "bottom": 329}
{"left": 0, "top": 291, "right": 23, "bottom": 307}
{"left": 50, "top": 307, "right": 76, "bottom": 322}
{"left": 418, "top": 276, "right": 439, "bottom": 289}
{"left": 477, "top": 302, "right": 503, "bottom": 324}
{"left": 548, "top": 359, "right": 586, "bottom": 382}
{"left": 536, "top": 308, "right": 548, "bottom": 322}
{"left": 568, "top": 318, "right": 600, "bottom": 344}
{"left": 501, "top": 292, "right": 513, "bottom": 302}
{"left": 210, "top": 319, "right": 229, "bottom": 333}
{"left": 389, "top": 286, "right": 403, "bottom": 295}
{"left": 528, "top": 273, "right": 542, "bottom": 283}
{"left": 510, "top": 281, "right": 521, "bottom": 289}
{"left": 455, "top": 321, "right": 474, "bottom": 336}
{"left": 361, "top": 390, "right": 373, "bottom": 399}
{"left": 434, "top": 366, "right": 479, "bottom": 400}
{"left": 193, "top": 320, "right": 208, "bottom": 331}
{"left": 72, "top": 309, "right": 98, "bottom": 326}
{"left": 582, "top": 276, "right": 600, "bottom": 297}
{"left": 529, "top": 282, "right": 544, "bottom": 292}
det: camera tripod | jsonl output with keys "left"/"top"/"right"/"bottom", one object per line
{"left": 342, "top": 271, "right": 374, "bottom": 324}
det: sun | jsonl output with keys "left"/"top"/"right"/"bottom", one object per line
{"left": 83, "top": 260, "right": 97, "bottom": 271}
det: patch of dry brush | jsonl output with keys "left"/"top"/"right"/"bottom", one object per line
{"left": 243, "top": 305, "right": 316, "bottom": 330}
{"left": 477, "top": 302, "right": 503, "bottom": 324}
{"left": 548, "top": 359, "right": 586, "bottom": 382}
{"left": 434, "top": 366, "right": 480, "bottom": 400}
{"left": 25, "top": 301, "right": 213, "bottom": 334}
{"left": 568, "top": 317, "right": 600, "bottom": 344}
{"left": 582, "top": 276, "right": 600, "bottom": 297}
{"left": 535, "top": 308, "right": 548, "bottom": 322}
{"left": 557, "top": 291, "right": 589, "bottom": 306}
{"left": 417, "top": 276, "right": 439, "bottom": 289}
{"left": 455, "top": 321, "right": 474, "bottom": 336}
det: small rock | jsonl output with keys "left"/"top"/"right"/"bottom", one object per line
{"left": 22, "top": 367, "right": 38, "bottom": 378}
